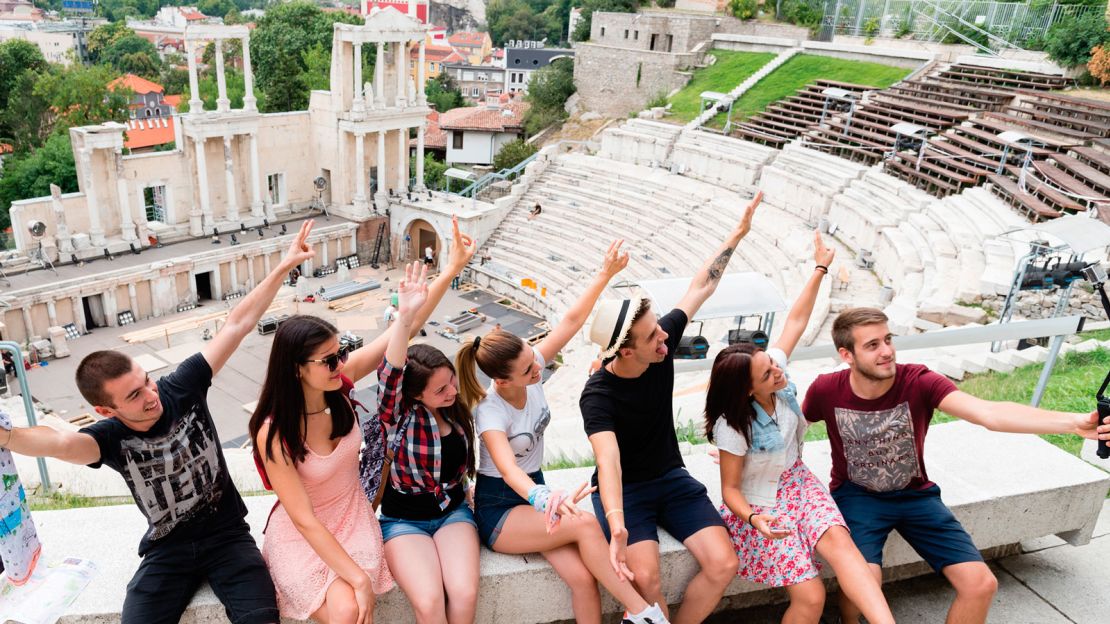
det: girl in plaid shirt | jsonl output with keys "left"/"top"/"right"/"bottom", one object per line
{"left": 378, "top": 261, "right": 480, "bottom": 624}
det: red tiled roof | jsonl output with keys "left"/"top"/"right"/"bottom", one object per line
{"left": 109, "top": 74, "right": 164, "bottom": 95}
{"left": 124, "top": 117, "right": 175, "bottom": 150}
{"left": 0, "top": 143, "right": 13, "bottom": 155}
{"left": 181, "top": 8, "right": 205, "bottom": 20}
{"left": 443, "top": 50, "right": 465, "bottom": 64}
{"left": 163, "top": 94, "right": 182, "bottom": 110}
{"left": 411, "top": 110, "right": 446, "bottom": 150}
{"left": 448, "top": 31, "right": 488, "bottom": 47}
{"left": 413, "top": 44, "right": 456, "bottom": 61}
{"left": 439, "top": 101, "right": 528, "bottom": 133}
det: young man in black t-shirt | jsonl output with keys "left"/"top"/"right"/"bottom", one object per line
{"left": 581, "top": 192, "right": 761, "bottom": 624}
{"left": 0, "top": 221, "right": 318, "bottom": 624}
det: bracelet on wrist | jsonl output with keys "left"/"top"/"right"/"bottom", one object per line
{"left": 746, "top": 512, "right": 756, "bottom": 525}
{"left": 605, "top": 508, "right": 623, "bottom": 519}
{"left": 815, "top": 264, "right": 829, "bottom": 274}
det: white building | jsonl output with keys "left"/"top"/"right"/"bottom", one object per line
{"left": 440, "top": 95, "right": 527, "bottom": 166}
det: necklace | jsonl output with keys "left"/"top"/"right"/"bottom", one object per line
{"left": 305, "top": 406, "right": 331, "bottom": 416}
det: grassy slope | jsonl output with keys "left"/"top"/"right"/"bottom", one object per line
{"left": 709, "top": 53, "right": 912, "bottom": 128}
{"left": 667, "top": 50, "right": 776, "bottom": 122}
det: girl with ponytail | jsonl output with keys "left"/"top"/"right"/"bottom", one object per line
{"left": 456, "top": 241, "right": 668, "bottom": 624}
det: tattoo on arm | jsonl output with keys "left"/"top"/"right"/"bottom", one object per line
{"left": 705, "top": 247, "right": 734, "bottom": 286}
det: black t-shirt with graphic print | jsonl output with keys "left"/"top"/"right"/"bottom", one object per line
{"left": 80, "top": 353, "right": 248, "bottom": 556}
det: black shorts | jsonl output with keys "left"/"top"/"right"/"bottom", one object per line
{"left": 832, "top": 481, "right": 984, "bottom": 572}
{"left": 592, "top": 467, "right": 724, "bottom": 546}
{"left": 122, "top": 523, "right": 278, "bottom": 624}
{"left": 473, "top": 471, "right": 543, "bottom": 549}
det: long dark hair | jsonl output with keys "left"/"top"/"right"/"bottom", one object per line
{"left": 703, "top": 343, "right": 760, "bottom": 446}
{"left": 249, "top": 315, "right": 355, "bottom": 465}
{"left": 404, "top": 343, "right": 477, "bottom": 478}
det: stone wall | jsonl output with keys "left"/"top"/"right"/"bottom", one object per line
{"left": 574, "top": 43, "right": 693, "bottom": 116}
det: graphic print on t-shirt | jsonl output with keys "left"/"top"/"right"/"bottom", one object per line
{"left": 833, "top": 402, "right": 921, "bottom": 492}
{"left": 121, "top": 406, "right": 224, "bottom": 541}
{"left": 507, "top": 405, "right": 550, "bottom": 459}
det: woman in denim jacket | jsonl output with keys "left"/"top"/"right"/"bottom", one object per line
{"left": 704, "top": 232, "right": 893, "bottom": 624}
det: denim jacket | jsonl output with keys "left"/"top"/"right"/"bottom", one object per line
{"left": 741, "top": 375, "right": 807, "bottom": 507}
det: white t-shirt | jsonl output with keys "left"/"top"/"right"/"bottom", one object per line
{"left": 476, "top": 348, "right": 551, "bottom": 478}
{"left": 712, "top": 348, "right": 801, "bottom": 466}
{"left": 424, "top": 246, "right": 434, "bottom": 260}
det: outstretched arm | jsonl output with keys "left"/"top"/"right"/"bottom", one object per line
{"left": 383, "top": 261, "right": 429, "bottom": 370}
{"left": 3, "top": 426, "right": 100, "bottom": 465}
{"left": 345, "top": 216, "right": 476, "bottom": 382}
{"left": 675, "top": 191, "right": 762, "bottom": 320}
{"left": 939, "top": 391, "right": 1110, "bottom": 440}
{"left": 202, "top": 220, "right": 317, "bottom": 376}
{"left": 536, "top": 239, "right": 629, "bottom": 364}
{"left": 773, "top": 230, "right": 834, "bottom": 359}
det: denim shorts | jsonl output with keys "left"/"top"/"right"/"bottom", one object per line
{"left": 379, "top": 504, "right": 477, "bottom": 542}
{"left": 832, "top": 480, "right": 983, "bottom": 572}
{"left": 592, "top": 466, "right": 724, "bottom": 546}
{"left": 473, "top": 471, "right": 543, "bottom": 549}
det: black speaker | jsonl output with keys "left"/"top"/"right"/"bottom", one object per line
{"left": 675, "top": 335, "right": 709, "bottom": 360}
{"left": 728, "top": 329, "right": 769, "bottom": 349}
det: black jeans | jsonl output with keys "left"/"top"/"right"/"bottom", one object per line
{"left": 122, "top": 523, "right": 278, "bottom": 624}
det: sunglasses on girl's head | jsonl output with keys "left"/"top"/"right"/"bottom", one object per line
{"left": 303, "top": 346, "right": 350, "bottom": 371}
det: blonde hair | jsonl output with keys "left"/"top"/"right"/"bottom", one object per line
{"left": 455, "top": 329, "right": 527, "bottom": 410}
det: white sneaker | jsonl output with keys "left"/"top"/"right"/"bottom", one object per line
{"left": 623, "top": 603, "right": 669, "bottom": 624}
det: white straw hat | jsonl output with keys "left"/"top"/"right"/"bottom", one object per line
{"left": 589, "top": 298, "right": 648, "bottom": 360}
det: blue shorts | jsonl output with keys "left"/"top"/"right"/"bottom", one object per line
{"left": 832, "top": 481, "right": 983, "bottom": 572}
{"left": 379, "top": 505, "right": 477, "bottom": 542}
{"left": 473, "top": 471, "right": 541, "bottom": 549}
{"left": 592, "top": 467, "right": 724, "bottom": 546}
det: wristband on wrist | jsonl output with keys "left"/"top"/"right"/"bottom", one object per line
{"left": 527, "top": 484, "right": 552, "bottom": 513}
{"left": 605, "top": 508, "right": 623, "bottom": 519}
{"left": 815, "top": 264, "right": 829, "bottom": 274}
{"left": 746, "top": 512, "right": 756, "bottom": 525}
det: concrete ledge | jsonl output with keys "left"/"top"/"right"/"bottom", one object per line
{"left": 800, "top": 41, "right": 934, "bottom": 69}
{"left": 43, "top": 422, "right": 1108, "bottom": 623}
{"left": 710, "top": 33, "right": 799, "bottom": 53}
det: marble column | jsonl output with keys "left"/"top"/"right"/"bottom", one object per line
{"left": 395, "top": 41, "right": 406, "bottom": 108}
{"left": 229, "top": 259, "right": 239, "bottom": 291}
{"left": 416, "top": 125, "right": 426, "bottom": 190}
{"left": 223, "top": 136, "right": 239, "bottom": 223}
{"left": 353, "top": 42, "right": 365, "bottom": 114}
{"left": 241, "top": 36, "right": 257, "bottom": 111}
{"left": 246, "top": 254, "right": 256, "bottom": 289}
{"left": 187, "top": 40, "right": 202, "bottom": 113}
{"left": 80, "top": 149, "right": 106, "bottom": 247}
{"left": 46, "top": 300, "right": 57, "bottom": 328}
{"left": 194, "top": 138, "right": 213, "bottom": 232}
{"left": 249, "top": 133, "right": 263, "bottom": 217}
{"left": 70, "top": 296, "right": 86, "bottom": 334}
{"left": 354, "top": 132, "right": 368, "bottom": 211}
{"left": 396, "top": 129, "right": 407, "bottom": 191}
{"left": 21, "top": 307, "right": 34, "bottom": 340}
{"left": 375, "top": 43, "right": 386, "bottom": 108}
{"left": 263, "top": 252, "right": 271, "bottom": 275}
{"left": 418, "top": 40, "right": 427, "bottom": 105}
{"left": 377, "top": 130, "right": 387, "bottom": 193}
{"left": 127, "top": 283, "right": 139, "bottom": 317}
{"left": 115, "top": 149, "right": 136, "bottom": 242}
{"left": 215, "top": 40, "right": 230, "bottom": 112}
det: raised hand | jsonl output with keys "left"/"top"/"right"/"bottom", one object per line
{"left": 814, "top": 230, "right": 835, "bottom": 267}
{"left": 735, "top": 191, "right": 763, "bottom": 239}
{"left": 396, "top": 261, "right": 429, "bottom": 324}
{"left": 600, "top": 239, "right": 630, "bottom": 279}
{"left": 282, "top": 220, "right": 317, "bottom": 268}
{"left": 447, "top": 215, "right": 477, "bottom": 272}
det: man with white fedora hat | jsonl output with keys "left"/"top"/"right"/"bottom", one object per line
{"left": 580, "top": 191, "right": 762, "bottom": 624}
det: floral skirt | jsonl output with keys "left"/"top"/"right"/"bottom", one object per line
{"left": 720, "top": 459, "right": 846, "bottom": 587}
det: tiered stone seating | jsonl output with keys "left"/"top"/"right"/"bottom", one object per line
{"left": 936, "top": 63, "right": 1071, "bottom": 92}
{"left": 597, "top": 118, "right": 682, "bottom": 167}
{"left": 759, "top": 141, "right": 868, "bottom": 224}
{"left": 670, "top": 129, "right": 777, "bottom": 190}
{"left": 731, "top": 80, "right": 872, "bottom": 148}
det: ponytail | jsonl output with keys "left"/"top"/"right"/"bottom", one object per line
{"left": 455, "top": 339, "right": 487, "bottom": 411}
{"left": 454, "top": 329, "right": 528, "bottom": 411}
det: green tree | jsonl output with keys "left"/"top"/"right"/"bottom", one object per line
{"left": 523, "top": 57, "right": 574, "bottom": 134}
{"left": 250, "top": 0, "right": 368, "bottom": 112}
{"left": 413, "top": 153, "right": 447, "bottom": 189}
{"left": 86, "top": 21, "right": 133, "bottom": 63}
{"left": 160, "top": 60, "right": 189, "bottom": 96}
{"left": 300, "top": 42, "right": 332, "bottom": 92}
{"left": 0, "top": 132, "right": 78, "bottom": 230}
{"left": 425, "top": 73, "right": 466, "bottom": 113}
{"left": 198, "top": 0, "right": 235, "bottom": 18}
{"left": 34, "top": 64, "right": 131, "bottom": 131}
{"left": 180, "top": 68, "right": 256, "bottom": 112}
{"left": 0, "top": 40, "right": 47, "bottom": 134}
{"left": 492, "top": 139, "right": 537, "bottom": 171}
{"left": 102, "top": 35, "right": 163, "bottom": 79}
{"left": 1, "top": 71, "right": 51, "bottom": 153}
{"left": 1044, "top": 12, "right": 1110, "bottom": 67}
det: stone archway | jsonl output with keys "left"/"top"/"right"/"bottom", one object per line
{"left": 405, "top": 218, "right": 439, "bottom": 265}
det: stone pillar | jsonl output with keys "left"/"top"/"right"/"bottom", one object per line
{"left": 70, "top": 296, "right": 85, "bottom": 334}
{"left": 354, "top": 132, "right": 368, "bottom": 212}
{"left": 246, "top": 254, "right": 257, "bottom": 289}
{"left": 416, "top": 125, "right": 425, "bottom": 190}
{"left": 229, "top": 259, "right": 239, "bottom": 291}
{"left": 353, "top": 42, "right": 365, "bottom": 114}
{"left": 263, "top": 252, "right": 271, "bottom": 275}
{"left": 80, "top": 149, "right": 106, "bottom": 247}
{"left": 103, "top": 289, "right": 118, "bottom": 327}
{"left": 395, "top": 41, "right": 406, "bottom": 108}
{"left": 375, "top": 43, "right": 386, "bottom": 108}
{"left": 349, "top": 231, "right": 357, "bottom": 257}
{"left": 396, "top": 129, "right": 407, "bottom": 192}
{"left": 223, "top": 136, "right": 239, "bottom": 223}
{"left": 46, "top": 300, "right": 57, "bottom": 328}
{"left": 127, "top": 283, "right": 139, "bottom": 318}
{"left": 215, "top": 40, "right": 230, "bottom": 112}
{"left": 49, "top": 184, "right": 73, "bottom": 254}
{"left": 418, "top": 40, "right": 426, "bottom": 105}
{"left": 115, "top": 149, "right": 137, "bottom": 242}
{"left": 187, "top": 40, "right": 202, "bottom": 114}
{"left": 188, "top": 272, "right": 198, "bottom": 302}
{"left": 375, "top": 130, "right": 388, "bottom": 212}
{"left": 194, "top": 137, "right": 213, "bottom": 233}
{"left": 21, "top": 307, "right": 34, "bottom": 340}
{"left": 249, "top": 133, "right": 264, "bottom": 217}
{"left": 212, "top": 268, "right": 223, "bottom": 300}
{"left": 241, "top": 36, "right": 257, "bottom": 112}
{"left": 321, "top": 239, "right": 330, "bottom": 267}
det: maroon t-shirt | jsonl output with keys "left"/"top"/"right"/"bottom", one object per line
{"left": 801, "top": 364, "right": 957, "bottom": 493}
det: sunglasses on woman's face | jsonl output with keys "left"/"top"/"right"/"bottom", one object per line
{"left": 303, "top": 346, "right": 350, "bottom": 372}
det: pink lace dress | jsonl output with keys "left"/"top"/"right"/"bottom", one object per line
{"left": 262, "top": 424, "right": 393, "bottom": 619}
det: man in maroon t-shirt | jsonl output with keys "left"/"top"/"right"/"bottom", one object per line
{"left": 802, "top": 307, "right": 1109, "bottom": 624}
